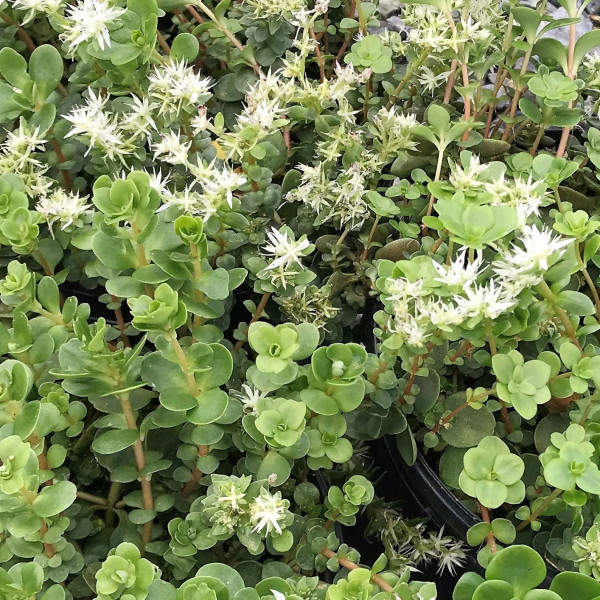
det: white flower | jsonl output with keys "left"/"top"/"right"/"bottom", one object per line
{"left": 232, "top": 384, "right": 266, "bottom": 415}
{"left": 286, "top": 162, "right": 331, "bottom": 214}
{"left": 158, "top": 186, "right": 201, "bottom": 214}
{"left": 145, "top": 169, "right": 172, "bottom": 195}
{"left": 584, "top": 51, "right": 600, "bottom": 72}
{"left": 199, "top": 164, "right": 247, "bottom": 209}
{"left": 36, "top": 189, "right": 91, "bottom": 231}
{"left": 390, "top": 313, "right": 429, "bottom": 347}
{"left": 151, "top": 131, "right": 192, "bottom": 166}
{"left": 64, "top": 90, "right": 126, "bottom": 160}
{"left": 270, "top": 591, "right": 286, "bottom": 600}
{"left": 263, "top": 228, "right": 311, "bottom": 272}
{"left": 218, "top": 482, "right": 246, "bottom": 512}
{"left": 429, "top": 528, "right": 466, "bottom": 576}
{"left": 237, "top": 100, "right": 285, "bottom": 131}
{"left": 121, "top": 95, "right": 158, "bottom": 139}
{"left": 60, "top": 0, "right": 126, "bottom": 53}
{"left": 1, "top": 124, "right": 47, "bottom": 170}
{"left": 454, "top": 280, "right": 516, "bottom": 320}
{"left": 492, "top": 260, "right": 542, "bottom": 295}
{"left": 418, "top": 297, "right": 465, "bottom": 328}
{"left": 417, "top": 66, "right": 452, "bottom": 95}
{"left": 250, "top": 490, "right": 287, "bottom": 535}
{"left": 448, "top": 155, "right": 488, "bottom": 191}
{"left": 433, "top": 248, "right": 484, "bottom": 287}
{"left": 244, "top": 0, "right": 306, "bottom": 18}
{"left": 148, "top": 59, "right": 213, "bottom": 118}
{"left": 9, "top": 0, "right": 62, "bottom": 24}
{"left": 508, "top": 224, "right": 572, "bottom": 272}
{"left": 191, "top": 108, "right": 210, "bottom": 135}
{"left": 386, "top": 278, "right": 427, "bottom": 303}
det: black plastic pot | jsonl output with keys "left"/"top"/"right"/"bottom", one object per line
{"left": 360, "top": 300, "right": 559, "bottom": 589}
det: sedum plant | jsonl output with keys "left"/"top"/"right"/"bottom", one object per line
{"left": 3, "top": 0, "right": 600, "bottom": 594}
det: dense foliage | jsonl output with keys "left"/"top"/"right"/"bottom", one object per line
{"left": 3, "top": 0, "right": 600, "bottom": 597}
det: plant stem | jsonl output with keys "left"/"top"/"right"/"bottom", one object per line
{"left": 309, "top": 28, "right": 325, "bottom": 82}
{"left": 156, "top": 31, "right": 171, "bottom": 54}
{"left": 431, "top": 389, "right": 495, "bottom": 434}
{"left": 186, "top": 4, "right": 204, "bottom": 22}
{"left": 575, "top": 243, "right": 600, "bottom": 321}
{"left": 424, "top": 145, "right": 446, "bottom": 222}
{"left": 50, "top": 137, "right": 73, "bottom": 190}
{"left": 449, "top": 340, "right": 472, "bottom": 363}
{"left": 111, "top": 296, "right": 131, "bottom": 346}
{"left": 190, "top": 242, "right": 206, "bottom": 328}
{"left": 486, "top": 318, "right": 510, "bottom": 440}
{"left": 530, "top": 124, "right": 546, "bottom": 156}
{"left": 188, "top": 2, "right": 261, "bottom": 75}
{"left": 168, "top": 333, "right": 209, "bottom": 497}
{"left": 320, "top": 548, "right": 393, "bottom": 592}
{"left": 131, "top": 220, "right": 154, "bottom": 298}
{"left": 556, "top": 22, "right": 577, "bottom": 158}
{"left": 76, "top": 491, "right": 110, "bottom": 505}
{"left": 500, "top": 48, "right": 532, "bottom": 142}
{"left": 515, "top": 488, "right": 563, "bottom": 532}
{"left": 360, "top": 215, "right": 380, "bottom": 261}
{"left": 106, "top": 481, "right": 123, "bottom": 526}
{"left": 39, "top": 519, "right": 56, "bottom": 558}
{"left": 443, "top": 59, "right": 458, "bottom": 104}
{"left": 362, "top": 73, "right": 373, "bottom": 121}
{"left": 119, "top": 392, "right": 154, "bottom": 547}
{"left": 477, "top": 503, "right": 498, "bottom": 553}
{"left": 233, "top": 292, "right": 271, "bottom": 352}
{"left": 536, "top": 280, "right": 582, "bottom": 350}
{"left": 485, "top": 318, "right": 498, "bottom": 356}
{"left": 385, "top": 50, "right": 429, "bottom": 109}
{"left": 553, "top": 189, "right": 565, "bottom": 213}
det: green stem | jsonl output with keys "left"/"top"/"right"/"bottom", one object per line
{"left": 574, "top": 243, "right": 600, "bottom": 321}
{"left": 515, "top": 488, "right": 563, "bottom": 532}
{"left": 536, "top": 280, "right": 581, "bottom": 348}
{"left": 119, "top": 393, "right": 154, "bottom": 547}
{"left": 189, "top": 1, "right": 261, "bottom": 74}
{"left": 385, "top": 50, "right": 429, "bottom": 109}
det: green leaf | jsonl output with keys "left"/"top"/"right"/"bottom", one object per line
{"left": 491, "top": 519, "right": 516, "bottom": 544}
{"left": 485, "top": 545, "right": 546, "bottom": 596}
{"left": 92, "top": 429, "right": 139, "bottom": 454}
{"left": 187, "top": 388, "right": 228, "bottom": 425}
{"left": 29, "top": 45, "right": 63, "bottom": 100}
{"left": 533, "top": 38, "right": 568, "bottom": 74}
{"left": 256, "top": 450, "right": 290, "bottom": 484}
{"left": 584, "top": 234, "right": 600, "bottom": 264}
{"left": 0, "top": 47, "right": 29, "bottom": 88}
{"left": 171, "top": 33, "right": 199, "bottom": 62}
{"left": 32, "top": 481, "right": 77, "bottom": 517}
{"left": 453, "top": 572, "right": 485, "bottom": 600}
{"left": 519, "top": 98, "right": 542, "bottom": 124}
{"left": 550, "top": 571, "right": 600, "bottom": 600}
{"left": 29, "top": 103, "right": 56, "bottom": 135}
{"left": 106, "top": 276, "right": 145, "bottom": 298}
{"left": 196, "top": 563, "right": 245, "bottom": 596}
{"left": 511, "top": 6, "right": 543, "bottom": 42}
{"left": 427, "top": 104, "right": 450, "bottom": 136}
{"left": 467, "top": 522, "right": 492, "bottom": 546}
{"left": 574, "top": 29, "right": 600, "bottom": 72}
{"left": 440, "top": 395, "right": 496, "bottom": 448}
{"left": 197, "top": 268, "right": 230, "bottom": 300}
{"left": 556, "top": 290, "right": 595, "bottom": 316}
{"left": 37, "top": 276, "right": 61, "bottom": 314}
{"left": 395, "top": 427, "right": 417, "bottom": 466}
